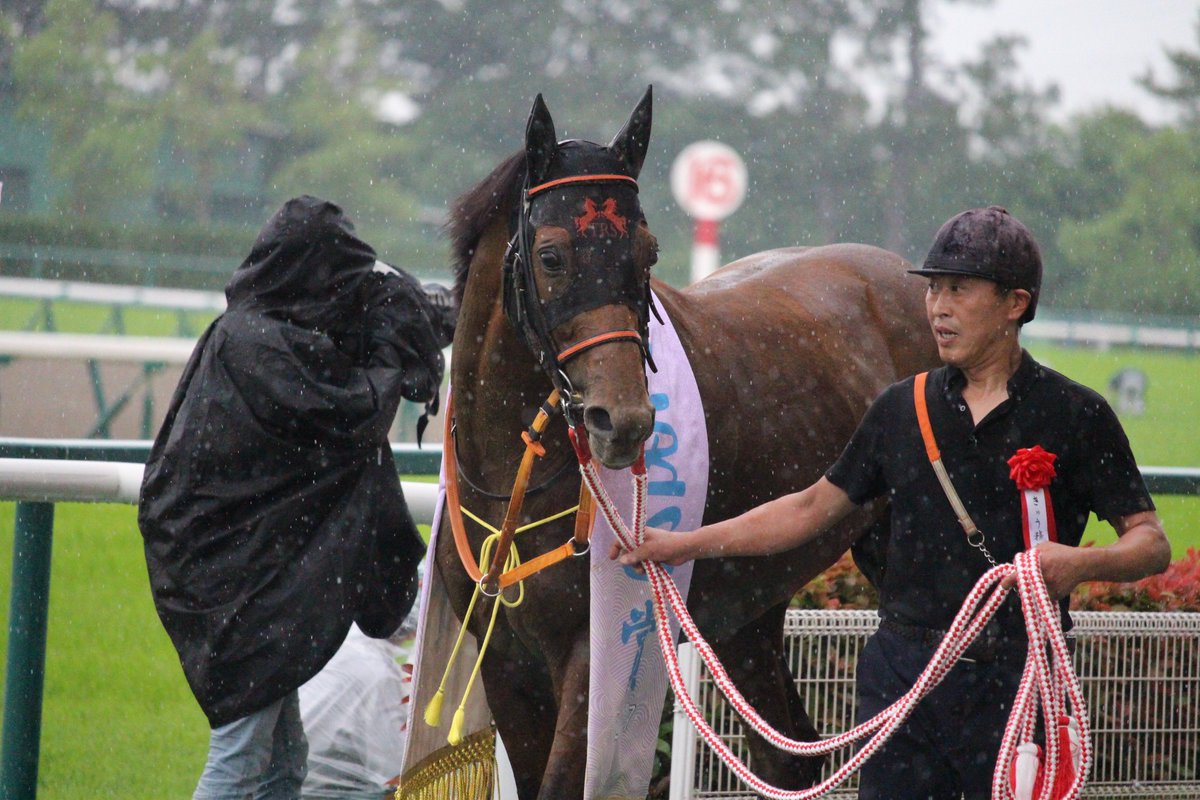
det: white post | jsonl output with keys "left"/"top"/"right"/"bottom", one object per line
{"left": 689, "top": 220, "right": 722, "bottom": 285}
{"left": 669, "top": 642, "right": 701, "bottom": 800}
{"left": 671, "top": 141, "right": 747, "bottom": 287}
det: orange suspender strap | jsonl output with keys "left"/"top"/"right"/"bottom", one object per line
{"left": 914, "top": 371, "right": 940, "bottom": 462}
{"left": 914, "top": 372, "right": 980, "bottom": 539}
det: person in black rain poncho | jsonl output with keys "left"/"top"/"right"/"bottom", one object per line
{"left": 138, "top": 196, "right": 452, "bottom": 799}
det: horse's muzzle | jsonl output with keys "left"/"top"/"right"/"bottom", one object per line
{"left": 583, "top": 401, "right": 655, "bottom": 469}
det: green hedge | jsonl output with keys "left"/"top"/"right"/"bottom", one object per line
{"left": 0, "top": 212, "right": 254, "bottom": 256}
{"left": 0, "top": 213, "right": 254, "bottom": 289}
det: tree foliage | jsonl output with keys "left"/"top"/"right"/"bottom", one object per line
{"left": 152, "top": 29, "right": 266, "bottom": 223}
{"left": 2, "top": 0, "right": 1198, "bottom": 313}
{"left": 9, "top": 0, "right": 159, "bottom": 215}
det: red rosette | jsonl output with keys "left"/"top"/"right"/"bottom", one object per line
{"left": 1008, "top": 445, "right": 1057, "bottom": 491}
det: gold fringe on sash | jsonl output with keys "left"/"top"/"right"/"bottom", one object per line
{"left": 395, "top": 727, "right": 497, "bottom": 800}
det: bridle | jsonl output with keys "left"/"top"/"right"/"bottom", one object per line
{"left": 446, "top": 169, "right": 662, "bottom": 598}
{"left": 501, "top": 170, "right": 658, "bottom": 420}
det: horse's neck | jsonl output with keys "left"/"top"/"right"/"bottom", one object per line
{"left": 451, "top": 228, "right": 568, "bottom": 489}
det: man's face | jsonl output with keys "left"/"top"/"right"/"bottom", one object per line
{"left": 924, "top": 275, "right": 1028, "bottom": 368}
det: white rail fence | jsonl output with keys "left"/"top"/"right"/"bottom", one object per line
{"left": 673, "top": 610, "right": 1200, "bottom": 799}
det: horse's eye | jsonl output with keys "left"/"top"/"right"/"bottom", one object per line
{"left": 538, "top": 249, "right": 564, "bottom": 273}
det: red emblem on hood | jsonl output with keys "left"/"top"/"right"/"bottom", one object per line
{"left": 575, "top": 197, "right": 629, "bottom": 238}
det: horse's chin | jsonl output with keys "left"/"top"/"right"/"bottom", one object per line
{"left": 588, "top": 435, "right": 643, "bottom": 471}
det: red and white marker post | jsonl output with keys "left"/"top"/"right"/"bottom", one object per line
{"left": 670, "top": 141, "right": 747, "bottom": 284}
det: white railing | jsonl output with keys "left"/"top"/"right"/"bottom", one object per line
{"left": 0, "top": 456, "right": 437, "bottom": 800}
{"left": 674, "top": 610, "right": 1200, "bottom": 799}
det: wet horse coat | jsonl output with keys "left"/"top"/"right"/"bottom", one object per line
{"left": 434, "top": 88, "right": 938, "bottom": 799}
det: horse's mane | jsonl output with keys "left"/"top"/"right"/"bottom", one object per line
{"left": 445, "top": 150, "right": 526, "bottom": 303}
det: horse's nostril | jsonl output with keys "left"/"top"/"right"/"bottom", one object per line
{"left": 584, "top": 406, "right": 614, "bottom": 433}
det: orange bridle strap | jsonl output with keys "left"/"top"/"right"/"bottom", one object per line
{"left": 443, "top": 392, "right": 596, "bottom": 594}
{"left": 556, "top": 330, "right": 643, "bottom": 364}
{"left": 526, "top": 173, "right": 638, "bottom": 198}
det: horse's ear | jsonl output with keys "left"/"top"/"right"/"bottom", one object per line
{"left": 608, "top": 85, "right": 652, "bottom": 178}
{"left": 525, "top": 93, "right": 558, "bottom": 186}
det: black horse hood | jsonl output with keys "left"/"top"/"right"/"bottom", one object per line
{"left": 138, "top": 196, "right": 440, "bottom": 727}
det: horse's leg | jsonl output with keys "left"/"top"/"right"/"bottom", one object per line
{"left": 712, "top": 602, "right": 825, "bottom": 792}
{"left": 533, "top": 631, "right": 590, "bottom": 800}
{"left": 481, "top": 635, "right": 558, "bottom": 800}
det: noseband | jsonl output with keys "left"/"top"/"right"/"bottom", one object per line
{"left": 502, "top": 172, "right": 657, "bottom": 414}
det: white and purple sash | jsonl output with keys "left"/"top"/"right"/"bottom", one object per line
{"left": 584, "top": 291, "right": 709, "bottom": 799}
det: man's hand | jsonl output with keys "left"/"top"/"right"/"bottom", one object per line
{"left": 607, "top": 526, "right": 694, "bottom": 570}
{"left": 1000, "top": 541, "right": 1084, "bottom": 600}
{"left": 1001, "top": 510, "right": 1169, "bottom": 601}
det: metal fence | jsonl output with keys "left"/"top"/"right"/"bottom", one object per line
{"left": 675, "top": 609, "right": 1200, "bottom": 799}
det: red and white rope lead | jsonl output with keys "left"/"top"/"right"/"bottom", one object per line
{"left": 992, "top": 549, "right": 1091, "bottom": 800}
{"left": 580, "top": 457, "right": 1090, "bottom": 800}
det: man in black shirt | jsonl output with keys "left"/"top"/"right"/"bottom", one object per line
{"left": 614, "top": 206, "right": 1169, "bottom": 799}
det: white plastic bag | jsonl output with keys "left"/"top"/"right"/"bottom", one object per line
{"left": 299, "top": 619, "right": 417, "bottom": 798}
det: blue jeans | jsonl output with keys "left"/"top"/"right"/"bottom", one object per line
{"left": 194, "top": 691, "right": 308, "bottom": 800}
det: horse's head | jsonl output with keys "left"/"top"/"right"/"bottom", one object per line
{"left": 504, "top": 87, "right": 658, "bottom": 469}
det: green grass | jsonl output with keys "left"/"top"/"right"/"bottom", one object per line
{"left": 0, "top": 503, "right": 209, "bottom": 798}
{"left": 1026, "top": 342, "right": 1200, "bottom": 468}
{"left": 1025, "top": 342, "right": 1200, "bottom": 553}
{"left": 0, "top": 298, "right": 216, "bottom": 337}
{"left": 0, "top": 500, "right": 429, "bottom": 799}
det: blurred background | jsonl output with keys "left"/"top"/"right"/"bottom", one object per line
{"left": 2, "top": 4, "right": 1200, "bottom": 797}
{"left": 2, "top": 0, "right": 1200, "bottom": 443}
{"left": 1, "top": 0, "right": 1199, "bottom": 308}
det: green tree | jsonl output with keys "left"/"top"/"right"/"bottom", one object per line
{"left": 1057, "top": 126, "right": 1200, "bottom": 316}
{"left": 265, "top": 23, "right": 423, "bottom": 258}
{"left": 152, "top": 29, "right": 266, "bottom": 223}
{"left": 10, "top": 0, "right": 159, "bottom": 216}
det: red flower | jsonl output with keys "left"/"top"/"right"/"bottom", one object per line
{"left": 1008, "top": 445, "right": 1057, "bottom": 490}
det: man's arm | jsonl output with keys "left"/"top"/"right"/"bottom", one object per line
{"left": 1031, "top": 510, "right": 1170, "bottom": 600}
{"left": 613, "top": 476, "right": 858, "bottom": 567}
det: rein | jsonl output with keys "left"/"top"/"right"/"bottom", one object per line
{"left": 442, "top": 391, "right": 594, "bottom": 596}
{"left": 585, "top": 456, "right": 1091, "bottom": 799}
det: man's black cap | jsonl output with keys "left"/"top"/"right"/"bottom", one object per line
{"left": 908, "top": 205, "right": 1043, "bottom": 323}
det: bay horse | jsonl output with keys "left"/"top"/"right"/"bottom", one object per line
{"left": 435, "top": 86, "right": 938, "bottom": 799}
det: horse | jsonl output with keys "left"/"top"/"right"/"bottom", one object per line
{"left": 433, "top": 86, "right": 939, "bottom": 799}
